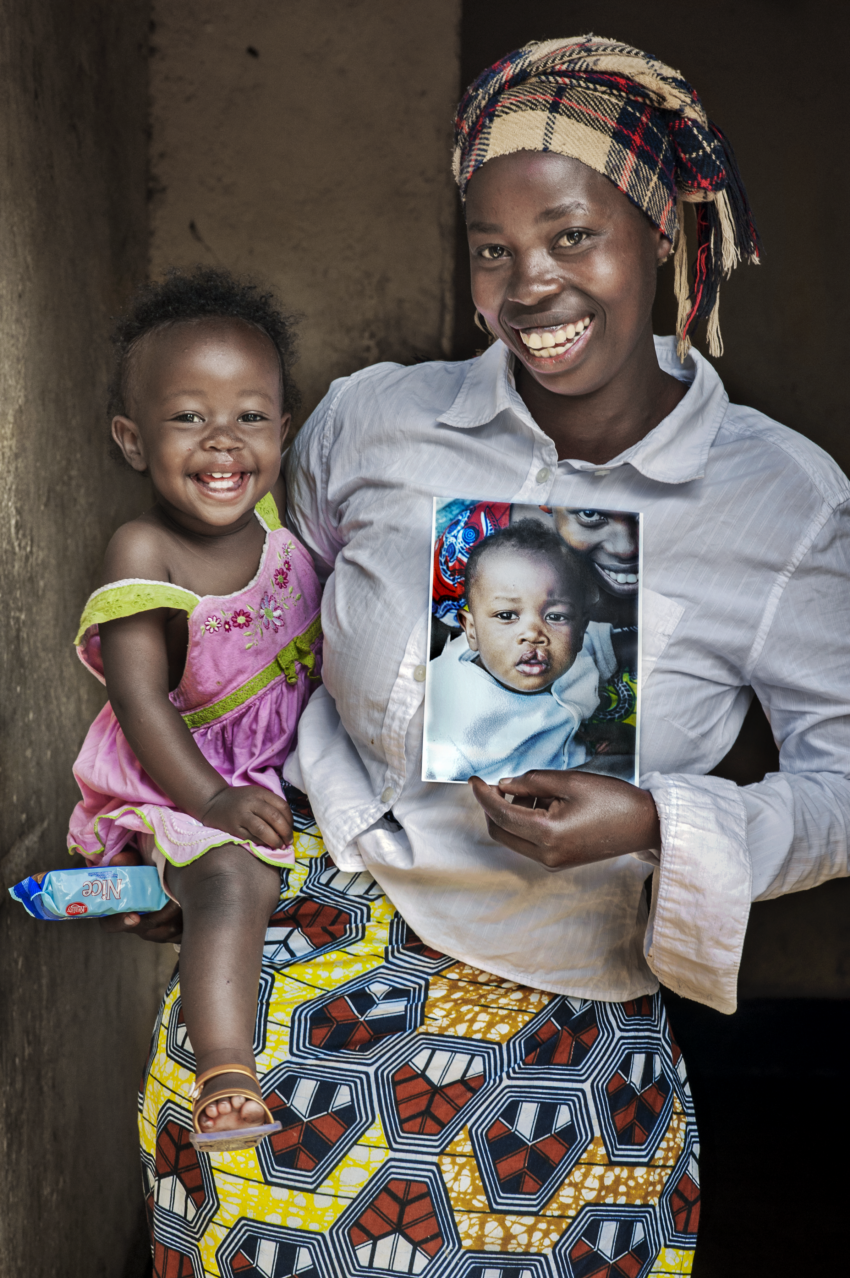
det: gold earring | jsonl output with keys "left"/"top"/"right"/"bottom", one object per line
{"left": 474, "top": 311, "right": 495, "bottom": 340}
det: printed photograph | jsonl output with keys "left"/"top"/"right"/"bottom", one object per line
{"left": 422, "top": 498, "right": 641, "bottom": 785}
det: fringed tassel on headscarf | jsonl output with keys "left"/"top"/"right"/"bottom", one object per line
{"left": 673, "top": 201, "right": 692, "bottom": 361}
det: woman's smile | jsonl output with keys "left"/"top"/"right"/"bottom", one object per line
{"left": 513, "top": 315, "right": 594, "bottom": 365}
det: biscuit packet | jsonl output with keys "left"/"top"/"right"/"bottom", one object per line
{"left": 8, "top": 865, "right": 167, "bottom": 920}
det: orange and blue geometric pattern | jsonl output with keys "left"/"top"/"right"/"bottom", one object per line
{"left": 139, "top": 822, "right": 698, "bottom": 1276}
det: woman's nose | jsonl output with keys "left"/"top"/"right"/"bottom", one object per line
{"left": 605, "top": 520, "right": 639, "bottom": 558}
{"left": 507, "top": 249, "right": 563, "bottom": 306}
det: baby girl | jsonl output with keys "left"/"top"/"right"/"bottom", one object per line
{"left": 69, "top": 268, "right": 321, "bottom": 1151}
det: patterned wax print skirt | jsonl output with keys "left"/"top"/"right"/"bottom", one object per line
{"left": 139, "top": 813, "right": 700, "bottom": 1277}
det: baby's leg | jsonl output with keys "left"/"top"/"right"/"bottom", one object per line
{"left": 166, "top": 845, "right": 280, "bottom": 1133}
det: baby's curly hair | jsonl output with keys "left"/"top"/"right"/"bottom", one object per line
{"left": 108, "top": 266, "right": 300, "bottom": 425}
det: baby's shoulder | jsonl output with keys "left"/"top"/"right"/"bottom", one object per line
{"left": 101, "top": 514, "right": 171, "bottom": 588}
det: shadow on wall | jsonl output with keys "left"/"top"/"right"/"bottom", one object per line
{"left": 147, "top": 0, "right": 463, "bottom": 425}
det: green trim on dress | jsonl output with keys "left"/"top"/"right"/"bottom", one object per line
{"left": 181, "top": 614, "right": 322, "bottom": 728}
{"left": 74, "top": 580, "right": 200, "bottom": 645}
{"left": 73, "top": 495, "right": 285, "bottom": 645}
{"left": 254, "top": 491, "right": 283, "bottom": 531}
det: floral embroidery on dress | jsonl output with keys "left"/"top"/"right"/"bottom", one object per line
{"left": 199, "top": 540, "right": 302, "bottom": 649}
{"left": 230, "top": 608, "right": 252, "bottom": 631}
{"left": 260, "top": 592, "right": 285, "bottom": 631}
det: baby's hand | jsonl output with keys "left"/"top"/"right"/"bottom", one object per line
{"left": 200, "top": 786, "right": 293, "bottom": 849}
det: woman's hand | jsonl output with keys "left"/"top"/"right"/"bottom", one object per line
{"left": 200, "top": 785, "right": 293, "bottom": 849}
{"left": 100, "top": 898, "right": 183, "bottom": 943}
{"left": 469, "top": 770, "right": 660, "bottom": 870}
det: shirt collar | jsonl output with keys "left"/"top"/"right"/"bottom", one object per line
{"left": 438, "top": 336, "right": 729, "bottom": 486}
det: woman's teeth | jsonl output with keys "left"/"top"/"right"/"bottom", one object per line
{"left": 520, "top": 318, "right": 591, "bottom": 357}
{"left": 599, "top": 566, "right": 639, "bottom": 586}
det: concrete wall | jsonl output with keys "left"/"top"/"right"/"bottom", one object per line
{"left": 0, "top": 2, "right": 173, "bottom": 1273}
{"left": 148, "top": 0, "right": 462, "bottom": 423}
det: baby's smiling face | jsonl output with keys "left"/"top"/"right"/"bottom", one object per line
{"left": 459, "top": 546, "right": 586, "bottom": 693}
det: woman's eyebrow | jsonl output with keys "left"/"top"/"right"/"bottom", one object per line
{"left": 467, "top": 200, "right": 590, "bottom": 235}
{"left": 537, "top": 200, "right": 590, "bottom": 223}
{"left": 466, "top": 218, "right": 502, "bottom": 234}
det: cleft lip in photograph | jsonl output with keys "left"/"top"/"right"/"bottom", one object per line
{"left": 422, "top": 497, "right": 641, "bottom": 785}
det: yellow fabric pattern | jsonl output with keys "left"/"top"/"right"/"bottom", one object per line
{"left": 139, "top": 828, "right": 697, "bottom": 1276}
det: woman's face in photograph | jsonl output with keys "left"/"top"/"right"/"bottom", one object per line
{"left": 460, "top": 547, "right": 585, "bottom": 692}
{"left": 552, "top": 509, "right": 639, "bottom": 598}
{"left": 465, "top": 151, "right": 667, "bottom": 400}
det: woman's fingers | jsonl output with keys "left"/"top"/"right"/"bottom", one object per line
{"left": 100, "top": 911, "right": 141, "bottom": 932}
{"left": 469, "top": 777, "right": 557, "bottom": 843}
{"left": 497, "top": 770, "right": 573, "bottom": 799}
{"left": 470, "top": 771, "right": 661, "bottom": 869}
{"left": 99, "top": 899, "right": 183, "bottom": 943}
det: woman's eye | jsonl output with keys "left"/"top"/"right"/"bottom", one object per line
{"left": 478, "top": 245, "right": 509, "bottom": 261}
{"left": 557, "top": 230, "right": 588, "bottom": 248}
{"left": 574, "top": 510, "right": 607, "bottom": 527}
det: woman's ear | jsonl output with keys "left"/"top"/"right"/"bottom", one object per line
{"left": 280, "top": 412, "right": 292, "bottom": 450}
{"left": 657, "top": 233, "right": 674, "bottom": 268}
{"left": 111, "top": 416, "right": 148, "bottom": 472}
{"left": 458, "top": 607, "right": 479, "bottom": 651}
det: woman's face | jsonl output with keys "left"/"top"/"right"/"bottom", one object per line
{"left": 465, "top": 152, "right": 669, "bottom": 398}
{"left": 552, "top": 509, "right": 639, "bottom": 598}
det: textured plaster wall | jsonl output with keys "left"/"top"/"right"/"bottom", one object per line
{"left": 0, "top": 2, "right": 173, "bottom": 1273}
{"left": 148, "top": 0, "right": 462, "bottom": 423}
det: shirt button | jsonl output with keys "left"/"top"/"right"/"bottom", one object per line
{"left": 381, "top": 786, "right": 396, "bottom": 804}
{"left": 536, "top": 467, "right": 552, "bottom": 484}
{"left": 413, "top": 664, "right": 426, "bottom": 682}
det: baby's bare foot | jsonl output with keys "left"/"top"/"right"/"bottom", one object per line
{"left": 196, "top": 1072, "right": 267, "bottom": 1132}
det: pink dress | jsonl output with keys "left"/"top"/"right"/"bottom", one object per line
{"left": 68, "top": 494, "right": 322, "bottom": 870}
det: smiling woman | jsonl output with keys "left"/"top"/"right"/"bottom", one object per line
{"left": 135, "top": 37, "right": 850, "bottom": 1278}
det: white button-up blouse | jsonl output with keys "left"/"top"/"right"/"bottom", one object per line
{"left": 285, "top": 337, "right": 850, "bottom": 1014}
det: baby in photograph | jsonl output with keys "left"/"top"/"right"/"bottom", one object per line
{"left": 424, "top": 520, "right": 617, "bottom": 783}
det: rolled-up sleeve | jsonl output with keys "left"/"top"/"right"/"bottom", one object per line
{"left": 643, "top": 502, "right": 850, "bottom": 1014}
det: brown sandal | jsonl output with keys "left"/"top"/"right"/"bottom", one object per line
{"left": 189, "top": 1063, "right": 281, "bottom": 1153}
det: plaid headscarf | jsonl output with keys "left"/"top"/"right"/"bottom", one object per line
{"left": 452, "top": 35, "right": 761, "bottom": 358}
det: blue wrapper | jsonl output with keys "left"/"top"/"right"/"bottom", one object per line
{"left": 8, "top": 866, "right": 168, "bottom": 920}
